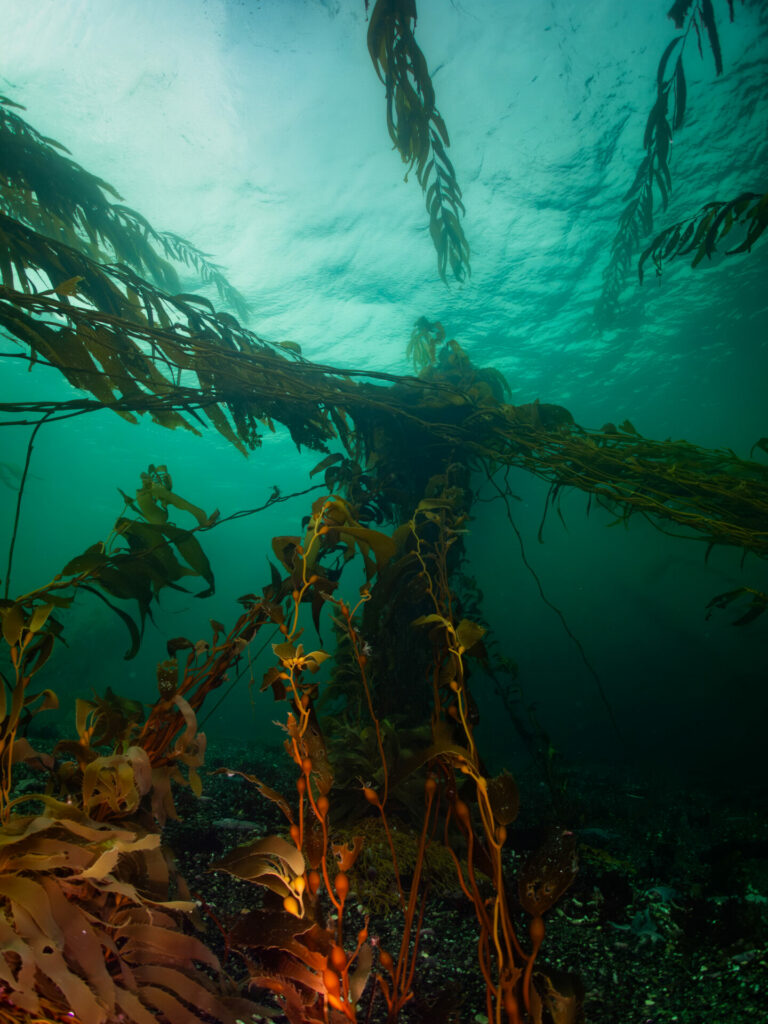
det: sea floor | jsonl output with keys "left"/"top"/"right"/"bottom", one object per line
{"left": 165, "top": 741, "right": 768, "bottom": 1024}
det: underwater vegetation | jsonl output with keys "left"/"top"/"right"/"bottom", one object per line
{"left": 0, "top": 2, "right": 766, "bottom": 1023}
{"left": 595, "top": 0, "right": 768, "bottom": 322}
{"left": 367, "top": 0, "right": 470, "bottom": 283}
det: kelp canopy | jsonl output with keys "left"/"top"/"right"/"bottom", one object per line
{"left": 3, "top": 1, "right": 766, "bottom": 407}
{"left": 0, "top": 3, "right": 766, "bottom": 1024}
{"left": 1, "top": 87, "right": 766, "bottom": 563}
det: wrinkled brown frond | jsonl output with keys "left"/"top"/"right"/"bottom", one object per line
{"left": 0, "top": 813, "right": 260, "bottom": 1024}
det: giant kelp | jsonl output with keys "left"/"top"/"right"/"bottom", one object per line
{"left": 0, "top": 94, "right": 248, "bottom": 318}
{"left": 596, "top": 0, "right": 751, "bottom": 322}
{"left": 367, "top": 0, "right": 471, "bottom": 283}
{"left": 639, "top": 188, "right": 768, "bottom": 280}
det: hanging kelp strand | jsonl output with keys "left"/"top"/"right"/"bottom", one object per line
{"left": 367, "top": 0, "right": 470, "bottom": 283}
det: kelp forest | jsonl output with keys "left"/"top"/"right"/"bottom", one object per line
{"left": 0, "top": 2, "right": 767, "bottom": 1024}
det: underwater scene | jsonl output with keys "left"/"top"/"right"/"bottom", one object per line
{"left": 0, "top": 1, "right": 767, "bottom": 1021}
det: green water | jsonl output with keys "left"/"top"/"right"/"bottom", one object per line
{"left": 1, "top": 0, "right": 766, "bottom": 783}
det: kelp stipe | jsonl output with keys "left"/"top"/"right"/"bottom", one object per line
{"left": 196, "top": 485, "right": 588, "bottom": 1023}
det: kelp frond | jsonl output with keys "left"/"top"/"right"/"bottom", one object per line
{"left": 0, "top": 811, "right": 264, "bottom": 1023}
{"left": 595, "top": 0, "right": 738, "bottom": 322}
{"left": 0, "top": 96, "right": 248, "bottom": 318}
{"left": 705, "top": 585, "right": 768, "bottom": 626}
{"left": 638, "top": 188, "right": 767, "bottom": 280}
{"left": 0, "top": 212, "right": 318, "bottom": 451}
{"left": 367, "top": 0, "right": 470, "bottom": 283}
{"left": 3, "top": 465, "right": 217, "bottom": 658}
{"left": 406, "top": 315, "right": 445, "bottom": 371}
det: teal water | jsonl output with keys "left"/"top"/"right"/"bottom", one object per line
{"left": 1, "top": 0, "right": 766, "bottom": 778}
